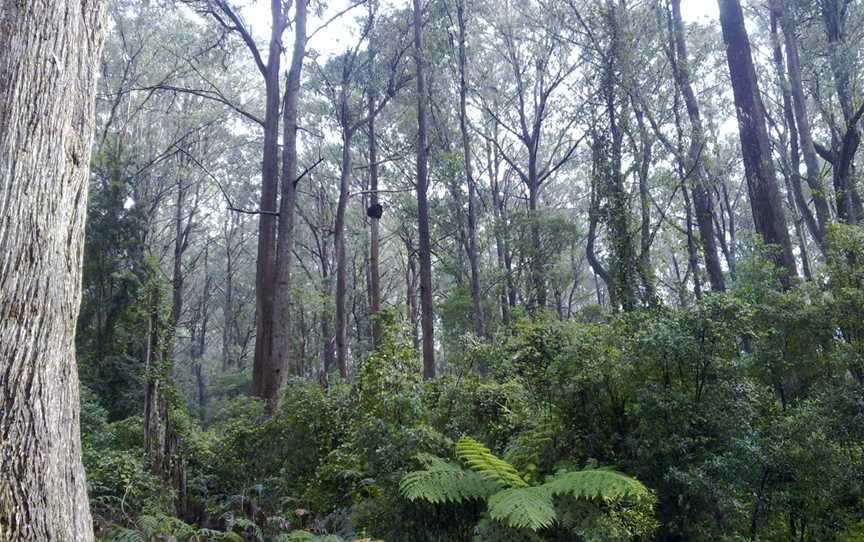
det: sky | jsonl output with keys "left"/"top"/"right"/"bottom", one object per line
{"left": 240, "top": 0, "right": 722, "bottom": 59}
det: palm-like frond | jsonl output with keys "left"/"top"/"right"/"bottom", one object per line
{"left": 541, "top": 468, "right": 650, "bottom": 502}
{"left": 400, "top": 452, "right": 499, "bottom": 503}
{"left": 456, "top": 436, "right": 528, "bottom": 488}
{"left": 487, "top": 486, "right": 556, "bottom": 530}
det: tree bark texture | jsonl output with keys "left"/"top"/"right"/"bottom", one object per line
{"left": 0, "top": 0, "right": 106, "bottom": 539}
{"left": 718, "top": 0, "right": 797, "bottom": 282}
{"left": 413, "top": 0, "right": 436, "bottom": 379}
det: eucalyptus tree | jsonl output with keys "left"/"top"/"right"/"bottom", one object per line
{"left": 479, "top": 0, "right": 584, "bottom": 311}
{"left": 0, "top": 0, "right": 106, "bottom": 538}
{"left": 718, "top": 0, "right": 797, "bottom": 283}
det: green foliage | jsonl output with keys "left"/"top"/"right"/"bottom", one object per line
{"left": 401, "top": 435, "right": 655, "bottom": 535}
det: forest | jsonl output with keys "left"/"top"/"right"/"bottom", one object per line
{"left": 1, "top": 0, "right": 863, "bottom": 540}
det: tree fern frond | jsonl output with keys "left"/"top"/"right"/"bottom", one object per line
{"left": 487, "top": 486, "right": 556, "bottom": 530}
{"left": 541, "top": 468, "right": 650, "bottom": 502}
{"left": 100, "top": 528, "right": 147, "bottom": 542}
{"left": 280, "top": 531, "right": 346, "bottom": 542}
{"left": 400, "top": 453, "right": 498, "bottom": 503}
{"left": 456, "top": 436, "right": 528, "bottom": 488}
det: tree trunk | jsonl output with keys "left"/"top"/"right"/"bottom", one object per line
{"left": 776, "top": 0, "right": 830, "bottom": 247}
{"left": 718, "top": 0, "right": 797, "bottom": 283}
{"left": 334, "top": 129, "right": 352, "bottom": 379}
{"left": 0, "top": 1, "right": 105, "bottom": 538}
{"left": 252, "top": 0, "right": 285, "bottom": 402}
{"left": 670, "top": 0, "right": 726, "bottom": 292}
{"left": 456, "top": 0, "right": 486, "bottom": 337}
{"left": 413, "top": 0, "right": 436, "bottom": 379}
{"left": 268, "top": 0, "right": 307, "bottom": 406}
{"left": 368, "top": 92, "right": 383, "bottom": 346}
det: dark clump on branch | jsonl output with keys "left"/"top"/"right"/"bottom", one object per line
{"left": 367, "top": 203, "right": 383, "bottom": 219}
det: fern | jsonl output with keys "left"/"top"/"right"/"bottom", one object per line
{"left": 400, "top": 452, "right": 499, "bottom": 503}
{"left": 541, "top": 468, "right": 651, "bottom": 502}
{"left": 399, "top": 437, "right": 655, "bottom": 534}
{"left": 487, "top": 486, "right": 557, "bottom": 530}
{"left": 281, "top": 532, "right": 346, "bottom": 542}
{"left": 455, "top": 436, "right": 528, "bottom": 488}
{"left": 100, "top": 528, "right": 147, "bottom": 542}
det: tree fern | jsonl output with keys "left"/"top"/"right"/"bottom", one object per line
{"left": 399, "top": 436, "right": 655, "bottom": 535}
{"left": 455, "top": 436, "right": 528, "bottom": 488}
{"left": 400, "top": 452, "right": 499, "bottom": 503}
{"left": 541, "top": 468, "right": 651, "bottom": 502}
{"left": 487, "top": 486, "right": 557, "bottom": 530}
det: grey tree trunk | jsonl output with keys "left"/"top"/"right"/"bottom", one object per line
{"left": 455, "top": 0, "right": 486, "bottom": 337}
{"left": 413, "top": 0, "right": 436, "bottom": 379}
{"left": 718, "top": 0, "right": 797, "bottom": 283}
{"left": 251, "top": 0, "right": 285, "bottom": 401}
{"left": 0, "top": 0, "right": 106, "bottom": 539}
{"left": 269, "top": 0, "right": 307, "bottom": 405}
{"left": 670, "top": 0, "right": 726, "bottom": 292}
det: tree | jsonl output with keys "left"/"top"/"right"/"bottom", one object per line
{"left": 413, "top": 0, "right": 436, "bottom": 379}
{"left": 0, "top": 0, "right": 106, "bottom": 539}
{"left": 717, "top": 0, "right": 797, "bottom": 283}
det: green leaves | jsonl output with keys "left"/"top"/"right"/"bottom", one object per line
{"left": 400, "top": 436, "right": 655, "bottom": 533}
{"left": 455, "top": 436, "right": 528, "bottom": 488}
{"left": 400, "top": 453, "right": 499, "bottom": 504}
{"left": 542, "top": 468, "right": 651, "bottom": 501}
{"left": 487, "top": 486, "right": 557, "bottom": 530}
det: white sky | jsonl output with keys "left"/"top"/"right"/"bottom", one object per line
{"left": 240, "top": 0, "right": 721, "bottom": 59}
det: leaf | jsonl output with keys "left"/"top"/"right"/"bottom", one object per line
{"left": 400, "top": 453, "right": 498, "bottom": 503}
{"left": 456, "top": 436, "right": 528, "bottom": 488}
{"left": 541, "top": 468, "right": 650, "bottom": 502}
{"left": 487, "top": 486, "right": 557, "bottom": 530}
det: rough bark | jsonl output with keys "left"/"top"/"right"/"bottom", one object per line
{"left": 718, "top": 0, "right": 797, "bottom": 283}
{"left": 368, "top": 92, "right": 383, "bottom": 346}
{"left": 334, "top": 130, "right": 352, "bottom": 379}
{"left": 413, "top": 0, "right": 436, "bottom": 379}
{"left": 0, "top": 3, "right": 106, "bottom": 539}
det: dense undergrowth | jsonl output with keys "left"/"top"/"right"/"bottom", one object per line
{"left": 81, "top": 226, "right": 864, "bottom": 541}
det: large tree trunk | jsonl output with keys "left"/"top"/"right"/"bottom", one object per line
{"left": 267, "top": 0, "right": 307, "bottom": 406}
{"left": 670, "top": 0, "right": 726, "bottom": 292}
{"left": 413, "top": 0, "right": 436, "bottom": 379}
{"left": 718, "top": 0, "right": 797, "bottom": 283}
{"left": 456, "top": 0, "right": 486, "bottom": 337}
{"left": 251, "top": 0, "right": 285, "bottom": 401}
{"left": 0, "top": 0, "right": 106, "bottom": 538}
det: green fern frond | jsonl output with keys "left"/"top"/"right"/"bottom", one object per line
{"left": 487, "top": 486, "right": 556, "bottom": 530}
{"left": 541, "top": 468, "right": 650, "bottom": 502}
{"left": 456, "top": 436, "right": 528, "bottom": 488}
{"left": 400, "top": 453, "right": 498, "bottom": 503}
{"left": 100, "top": 528, "right": 147, "bottom": 542}
{"left": 281, "top": 531, "right": 346, "bottom": 542}
{"left": 193, "top": 528, "right": 243, "bottom": 542}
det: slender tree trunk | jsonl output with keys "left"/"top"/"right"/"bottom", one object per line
{"left": 456, "top": 0, "right": 486, "bottom": 336}
{"left": 334, "top": 129, "right": 352, "bottom": 378}
{"left": 413, "top": 0, "right": 436, "bottom": 379}
{"left": 718, "top": 0, "right": 797, "bottom": 283}
{"left": 0, "top": 1, "right": 105, "bottom": 537}
{"left": 252, "top": 0, "right": 285, "bottom": 401}
{"left": 368, "top": 92, "right": 383, "bottom": 346}
{"left": 776, "top": 1, "right": 830, "bottom": 247}
{"left": 670, "top": 0, "right": 726, "bottom": 291}
{"left": 268, "top": 0, "right": 307, "bottom": 405}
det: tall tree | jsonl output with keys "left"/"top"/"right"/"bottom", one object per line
{"left": 0, "top": 0, "right": 106, "bottom": 538}
{"left": 717, "top": 0, "right": 797, "bottom": 282}
{"left": 454, "top": 0, "right": 486, "bottom": 337}
{"left": 413, "top": 0, "right": 436, "bottom": 379}
{"left": 668, "top": 0, "right": 726, "bottom": 291}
